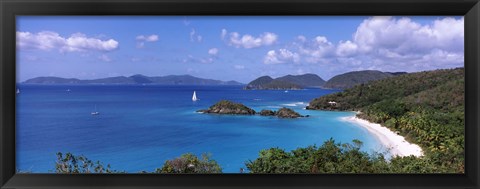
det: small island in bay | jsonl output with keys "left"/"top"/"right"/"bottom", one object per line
{"left": 198, "top": 100, "right": 305, "bottom": 118}
{"left": 259, "top": 109, "right": 275, "bottom": 116}
{"left": 269, "top": 107, "right": 304, "bottom": 118}
{"left": 197, "top": 100, "right": 256, "bottom": 115}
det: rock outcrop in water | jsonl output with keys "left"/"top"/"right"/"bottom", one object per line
{"left": 259, "top": 108, "right": 304, "bottom": 118}
{"left": 259, "top": 109, "right": 276, "bottom": 116}
{"left": 274, "top": 107, "right": 303, "bottom": 118}
{"left": 198, "top": 100, "right": 305, "bottom": 118}
{"left": 197, "top": 100, "right": 256, "bottom": 115}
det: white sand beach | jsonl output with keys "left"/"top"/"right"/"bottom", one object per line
{"left": 340, "top": 115, "right": 424, "bottom": 157}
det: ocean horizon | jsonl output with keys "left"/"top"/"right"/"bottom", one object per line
{"left": 16, "top": 84, "right": 388, "bottom": 173}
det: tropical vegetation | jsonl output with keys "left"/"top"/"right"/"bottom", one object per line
{"left": 246, "top": 139, "right": 441, "bottom": 173}
{"left": 54, "top": 152, "right": 221, "bottom": 174}
{"left": 323, "top": 70, "right": 394, "bottom": 89}
{"left": 307, "top": 68, "right": 465, "bottom": 173}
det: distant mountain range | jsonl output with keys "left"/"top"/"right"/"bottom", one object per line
{"left": 23, "top": 74, "right": 244, "bottom": 85}
{"left": 245, "top": 71, "right": 408, "bottom": 90}
{"left": 244, "top": 74, "right": 325, "bottom": 90}
{"left": 24, "top": 70, "right": 409, "bottom": 89}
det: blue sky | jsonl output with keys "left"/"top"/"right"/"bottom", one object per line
{"left": 17, "top": 16, "right": 464, "bottom": 83}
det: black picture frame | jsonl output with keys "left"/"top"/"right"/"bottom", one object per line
{"left": 1, "top": 0, "right": 479, "bottom": 188}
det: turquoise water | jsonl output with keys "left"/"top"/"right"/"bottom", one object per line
{"left": 16, "top": 85, "right": 385, "bottom": 173}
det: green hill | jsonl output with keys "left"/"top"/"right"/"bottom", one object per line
{"left": 245, "top": 74, "right": 325, "bottom": 90}
{"left": 307, "top": 68, "right": 465, "bottom": 173}
{"left": 323, "top": 70, "right": 394, "bottom": 89}
{"left": 244, "top": 76, "right": 274, "bottom": 89}
{"left": 275, "top": 74, "right": 325, "bottom": 87}
{"left": 261, "top": 80, "right": 302, "bottom": 90}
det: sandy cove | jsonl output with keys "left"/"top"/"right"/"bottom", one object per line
{"left": 340, "top": 115, "right": 424, "bottom": 157}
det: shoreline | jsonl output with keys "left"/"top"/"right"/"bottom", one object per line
{"left": 340, "top": 115, "right": 424, "bottom": 157}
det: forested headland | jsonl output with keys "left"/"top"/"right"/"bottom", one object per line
{"left": 307, "top": 68, "right": 465, "bottom": 173}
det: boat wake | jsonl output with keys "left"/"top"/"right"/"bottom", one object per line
{"left": 281, "top": 102, "right": 306, "bottom": 107}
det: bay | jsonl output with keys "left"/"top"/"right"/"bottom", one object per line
{"left": 16, "top": 85, "right": 386, "bottom": 173}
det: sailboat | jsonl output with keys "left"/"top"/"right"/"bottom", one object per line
{"left": 192, "top": 91, "right": 198, "bottom": 101}
{"left": 16, "top": 89, "right": 20, "bottom": 94}
{"left": 91, "top": 105, "right": 100, "bottom": 115}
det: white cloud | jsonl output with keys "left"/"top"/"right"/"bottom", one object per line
{"left": 314, "top": 36, "right": 329, "bottom": 44}
{"left": 295, "top": 35, "right": 335, "bottom": 63}
{"left": 208, "top": 48, "right": 219, "bottom": 55}
{"left": 63, "top": 33, "right": 118, "bottom": 52}
{"left": 17, "top": 31, "right": 64, "bottom": 51}
{"left": 296, "top": 35, "right": 307, "bottom": 42}
{"left": 263, "top": 35, "right": 335, "bottom": 65}
{"left": 420, "top": 49, "right": 463, "bottom": 66}
{"left": 190, "top": 29, "right": 202, "bottom": 42}
{"left": 354, "top": 16, "right": 422, "bottom": 53}
{"left": 224, "top": 31, "right": 278, "bottom": 49}
{"left": 264, "top": 49, "right": 300, "bottom": 64}
{"left": 262, "top": 33, "right": 278, "bottom": 45}
{"left": 136, "top": 34, "right": 159, "bottom": 48}
{"left": 353, "top": 16, "right": 464, "bottom": 55}
{"left": 264, "top": 50, "right": 281, "bottom": 64}
{"left": 336, "top": 40, "right": 358, "bottom": 57}
{"left": 345, "top": 16, "right": 464, "bottom": 70}
{"left": 17, "top": 31, "right": 119, "bottom": 52}
{"left": 262, "top": 16, "right": 463, "bottom": 72}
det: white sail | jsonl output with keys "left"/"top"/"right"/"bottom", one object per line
{"left": 91, "top": 105, "right": 99, "bottom": 115}
{"left": 192, "top": 91, "right": 198, "bottom": 101}
{"left": 16, "top": 89, "right": 20, "bottom": 94}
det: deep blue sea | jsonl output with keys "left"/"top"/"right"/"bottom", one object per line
{"left": 16, "top": 85, "right": 386, "bottom": 173}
